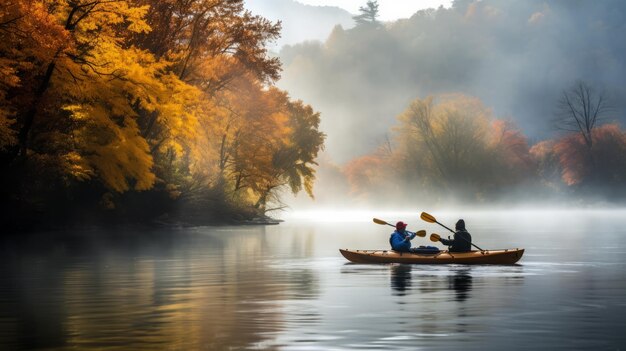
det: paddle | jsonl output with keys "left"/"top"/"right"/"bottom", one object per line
{"left": 429, "top": 233, "right": 455, "bottom": 257}
{"left": 420, "top": 212, "right": 485, "bottom": 251}
{"left": 372, "top": 218, "right": 426, "bottom": 237}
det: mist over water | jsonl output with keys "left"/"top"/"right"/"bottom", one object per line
{"left": 260, "top": 0, "right": 626, "bottom": 211}
{"left": 277, "top": 0, "right": 626, "bottom": 162}
{"left": 2, "top": 1, "right": 626, "bottom": 350}
{"left": 1, "top": 210, "right": 625, "bottom": 350}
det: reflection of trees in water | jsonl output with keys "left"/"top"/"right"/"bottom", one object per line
{"left": 0, "top": 228, "right": 321, "bottom": 350}
{"left": 0, "top": 251, "right": 66, "bottom": 349}
{"left": 290, "top": 228, "right": 315, "bottom": 259}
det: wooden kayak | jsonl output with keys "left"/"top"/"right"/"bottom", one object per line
{"left": 339, "top": 248, "right": 524, "bottom": 264}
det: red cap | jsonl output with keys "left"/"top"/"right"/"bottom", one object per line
{"left": 396, "top": 221, "right": 407, "bottom": 230}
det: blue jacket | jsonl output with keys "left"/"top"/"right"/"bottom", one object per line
{"left": 389, "top": 230, "right": 416, "bottom": 252}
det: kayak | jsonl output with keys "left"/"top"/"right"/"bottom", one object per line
{"left": 339, "top": 248, "right": 524, "bottom": 264}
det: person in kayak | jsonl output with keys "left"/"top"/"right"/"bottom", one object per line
{"left": 390, "top": 221, "right": 440, "bottom": 253}
{"left": 440, "top": 219, "right": 472, "bottom": 252}
{"left": 389, "top": 221, "right": 415, "bottom": 252}
{"left": 389, "top": 221, "right": 422, "bottom": 252}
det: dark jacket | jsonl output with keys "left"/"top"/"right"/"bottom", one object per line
{"left": 389, "top": 230, "right": 416, "bottom": 252}
{"left": 440, "top": 230, "right": 472, "bottom": 252}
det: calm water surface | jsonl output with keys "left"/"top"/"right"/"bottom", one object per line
{"left": 1, "top": 210, "right": 626, "bottom": 350}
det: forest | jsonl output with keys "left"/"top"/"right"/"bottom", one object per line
{"left": 0, "top": 0, "right": 325, "bottom": 230}
{"left": 338, "top": 91, "right": 626, "bottom": 206}
{"left": 278, "top": 0, "right": 626, "bottom": 208}
{"left": 2, "top": 0, "right": 626, "bottom": 231}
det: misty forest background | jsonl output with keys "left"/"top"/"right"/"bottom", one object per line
{"left": 1, "top": 0, "right": 626, "bottom": 230}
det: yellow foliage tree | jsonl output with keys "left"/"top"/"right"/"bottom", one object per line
{"left": 0, "top": 0, "right": 325, "bottom": 224}
{"left": 4, "top": 0, "right": 203, "bottom": 193}
{"left": 397, "top": 94, "right": 492, "bottom": 186}
{"left": 395, "top": 94, "right": 533, "bottom": 199}
{"left": 192, "top": 76, "right": 323, "bottom": 212}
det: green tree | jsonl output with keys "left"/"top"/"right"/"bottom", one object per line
{"left": 353, "top": 1, "right": 380, "bottom": 26}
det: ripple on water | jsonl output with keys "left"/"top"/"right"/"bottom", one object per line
{"left": 2, "top": 216, "right": 626, "bottom": 350}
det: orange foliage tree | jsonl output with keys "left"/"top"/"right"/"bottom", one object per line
{"left": 393, "top": 94, "right": 535, "bottom": 200}
{"left": 1, "top": 0, "right": 161, "bottom": 192}
{"left": 553, "top": 124, "right": 626, "bottom": 190}
{"left": 0, "top": 0, "right": 324, "bottom": 226}
{"left": 340, "top": 94, "right": 538, "bottom": 203}
{"left": 343, "top": 151, "right": 393, "bottom": 202}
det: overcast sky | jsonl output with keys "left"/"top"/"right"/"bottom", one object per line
{"left": 296, "top": 0, "right": 452, "bottom": 21}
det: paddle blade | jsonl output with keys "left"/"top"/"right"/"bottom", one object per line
{"left": 430, "top": 233, "right": 441, "bottom": 242}
{"left": 420, "top": 212, "right": 437, "bottom": 223}
{"left": 373, "top": 218, "right": 389, "bottom": 225}
{"left": 415, "top": 230, "right": 426, "bottom": 237}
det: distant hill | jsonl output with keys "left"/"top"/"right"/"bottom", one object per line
{"left": 245, "top": 0, "right": 354, "bottom": 49}
{"left": 276, "top": 0, "right": 626, "bottom": 162}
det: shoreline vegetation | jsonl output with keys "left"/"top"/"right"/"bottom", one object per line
{"left": 2, "top": 1, "right": 626, "bottom": 233}
{"left": 0, "top": 1, "right": 324, "bottom": 232}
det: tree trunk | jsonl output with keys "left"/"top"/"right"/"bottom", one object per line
{"left": 17, "top": 61, "right": 56, "bottom": 158}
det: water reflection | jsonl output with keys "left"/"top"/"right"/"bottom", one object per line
{"left": 2, "top": 213, "right": 626, "bottom": 350}
{"left": 448, "top": 268, "right": 473, "bottom": 302}
{"left": 0, "top": 228, "right": 321, "bottom": 350}
{"left": 390, "top": 265, "right": 474, "bottom": 302}
{"left": 390, "top": 264, "right": 412, "bottom": 295}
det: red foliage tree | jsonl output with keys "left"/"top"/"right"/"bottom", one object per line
{"left": 553, "top": 124, "right": 626, "bottom": 187}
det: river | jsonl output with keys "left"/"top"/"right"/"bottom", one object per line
{"left": 1, "top": 209, "right": 625, "bottom": 350}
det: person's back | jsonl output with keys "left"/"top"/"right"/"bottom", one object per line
{"left": 449, "top": 229, "right": 471, "bottom": 252}
{"left": 440, "top": 219, "right": 472, "bottom": 252}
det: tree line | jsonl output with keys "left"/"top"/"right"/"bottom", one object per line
{"left": 0, "top": 0, "right": 325, "bottom": 230}
{"left": 342, "top": 86, "right": 626, "bottom": 205}
{"left": 278, "top": 0, "right": 626, "bottom": 163}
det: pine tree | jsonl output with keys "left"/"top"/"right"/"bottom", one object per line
{"left": 353, "top": 1, "right": 380, "bottom": 26}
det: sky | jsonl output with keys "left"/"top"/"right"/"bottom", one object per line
{"left": 297, "top": 0, "right": 452, "bottom": 20}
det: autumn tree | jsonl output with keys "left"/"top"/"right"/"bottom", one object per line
{"left": 552, "top": 124, "right": 626, "bottom": 193}
{"left": 0, "top": 0, "right": 177, "bottom": 196}
{"left": 489, "top": 119, "right": 535, "bottom": 184}
{"left": 129, "top": 0, "right": 282, "bottom": 165}
{"left": 192, "top": 79, "right": 324, "bottom": 214}
{"left": 0, "top": 0, "right": 66, "bottom": 153}
{"left": 529, "top": 140, "right": 562, "bottom": 191}
{"left": 397, "top": 95, "right": 492, "bottom": 188}
{"left": 252, "top": 98, "right": 325, "bottom": 211}
{"left": 126, "top": 1, "right": 283, "bottom": 204}
{"left": 127, "top": 0, "right": 325, "bottom": 217}
{"left": 133, "top": 0, "right": 281, "bottom": 87}
{"left": 389, "top": 94, "right": 536, "bottom": 201}
{"left": 343, "top": 142, "right": 398, "bottom": 204}
{"left": 0, "top": 0, "right": 325, "bottom": 228}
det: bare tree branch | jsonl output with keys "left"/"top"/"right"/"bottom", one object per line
{"left": 554, "top": 80, "right": 611, "bottom": 149}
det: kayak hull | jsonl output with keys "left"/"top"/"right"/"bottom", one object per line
{"left": 339, "top": 248, "right": 524, "bottom": 264}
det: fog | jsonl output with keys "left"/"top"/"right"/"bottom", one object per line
{"left": 244, "top": 0, "right": 354, "bottom": 49}
{"left": 264, "top": 0, "right": 626, "bottom": 210}
{"left": 277, "top": 0, "right": 626, "bottom": 160}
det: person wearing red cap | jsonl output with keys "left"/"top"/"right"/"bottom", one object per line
{"left": 389, "top": 221, "right": 416, "bottom": 252}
